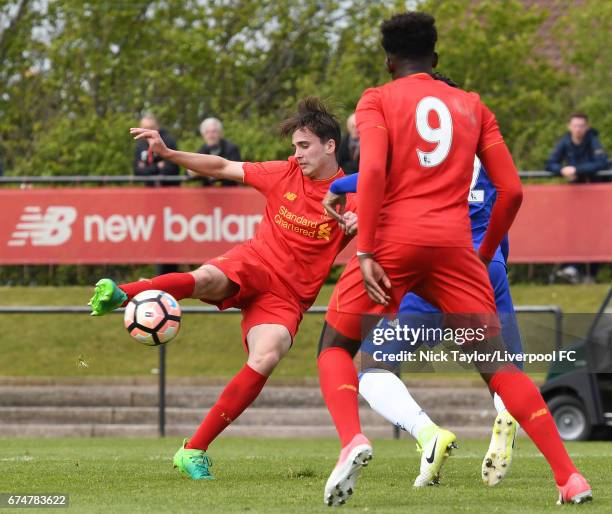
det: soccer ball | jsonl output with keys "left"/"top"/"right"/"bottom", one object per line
{"left": 124, "top": 290, "right": 181, "bottom": 346}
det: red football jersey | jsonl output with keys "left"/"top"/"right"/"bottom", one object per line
{"left": 242, "top": 157, "right": 353, "bottom": 309}
{"left": 355, "top": 73, "right": 507, "bottom": 253}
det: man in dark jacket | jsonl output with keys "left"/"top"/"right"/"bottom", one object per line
{"left": 196, "top": 117, "right": 241, "bottom": 186}
{"left": 133, "top": 114, "right": 180, "bottom": 187}
{"left": 133, "top": 114, "right": 180, "bottom": 275}
{"left": 545, "top": 113, "right": 608, "bottom": 183}
{"left": 547, "top": 113, "right": 607, "bottom": 283}
{"left": 338, "top": 113, "right": 360, "bottom": 175}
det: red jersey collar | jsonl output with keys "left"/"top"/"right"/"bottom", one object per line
{"left": 398, "top": 72, "right": 433, "bottom": 81}
{"left": 312, "top": 167, "right": 344, "bottom": 182}
{"left": 289, "top": 156, "right": 344, "bottom": 182}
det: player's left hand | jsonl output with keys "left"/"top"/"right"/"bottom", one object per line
{"left": 130, "top": 128, "right": 170, "bottom": 158}
{"left": 322, "top": 190, "right": 347, "bottom": 225}
{"left": 342, "top": 211, "right": 358, "bottom": 236}
{"left": 358, "top": 255, "right": 391, "bottom": 306}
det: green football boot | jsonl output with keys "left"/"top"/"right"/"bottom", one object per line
{"left": 173, "top": 439, "right": 215, "bottom": 480}
{"left": 88, "top": 278, "right": 127, "bottom": 316}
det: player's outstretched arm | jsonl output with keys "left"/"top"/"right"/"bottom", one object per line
{"left": 129, "top": 128, "right": 244, "bottom": 183}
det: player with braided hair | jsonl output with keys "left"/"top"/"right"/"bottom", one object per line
{"left": 316, "top": 11, "right": 591, "bottom": 507}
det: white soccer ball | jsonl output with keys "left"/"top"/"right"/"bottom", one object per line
{"left": 123, "top": 290, "right": 181, "bottom": 346}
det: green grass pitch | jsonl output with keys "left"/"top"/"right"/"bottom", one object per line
{"left": 0, "top": 284, "right": 609, "bottom": 378}
{"left": 1, "top": 437, "right": 610, "bottom": 513}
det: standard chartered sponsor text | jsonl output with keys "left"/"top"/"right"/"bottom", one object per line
{"left": 274, "top": 205, "right": 325, "bottom": 238}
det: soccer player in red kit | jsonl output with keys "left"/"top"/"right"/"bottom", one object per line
{"left": 318, "top": 13, "right": 592, "bottom": 507}
{"left": 89, "top": 98, "right": 357, "bottom": 480}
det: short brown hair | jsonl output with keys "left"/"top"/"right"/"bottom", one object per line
{"left": 280, "top": 96, "right": 341, "bottom": 152}
{"left": 569, "top": 112, "right": 588, "bottom": 122}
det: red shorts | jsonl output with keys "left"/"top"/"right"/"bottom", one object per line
{"left": 204, "top": 244, "right": 303, "bottom": 351}
{"left": 326, "top": 242, "right": 500, "bottom": 341}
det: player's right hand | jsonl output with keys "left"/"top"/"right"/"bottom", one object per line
{"left": 342, "top": 211, "right": 358, "bottom": 236}
{"left": 130, "top": 128, "right": 170, "bottom": 158}
{"left": 322, "top": 190, "right": 347, "bottom": 225}
{"left": 358, "top": 255, "right": 391, "bottom": 306}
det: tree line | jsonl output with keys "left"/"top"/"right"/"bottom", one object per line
{"left": 0, "top": 0, "right": 609, "bottom": 176}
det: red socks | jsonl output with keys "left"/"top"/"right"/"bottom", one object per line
{"left": 318, "top": 347, "right": 361, "bottom": 447}
{"left": 186, "top": 364, "right": 268, "bottom": 450}
{"left": 490, "top": 366, "right": 578, "bottom": 485}
{"left": 119, "top": 273, "right": 195, "bottom": 305}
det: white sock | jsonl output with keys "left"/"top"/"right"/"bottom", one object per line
{"left": 359, "top": 369, "right": 433, "bottom": 440}
{"left": 493, "top": 393, "right": 507, "bottom": 414}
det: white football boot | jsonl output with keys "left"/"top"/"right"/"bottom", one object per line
{"left": 324, "top": 433, "right": 373, "bottom": 507}
{"left": 482, "top": 410, "right": 518, "bottom": 486}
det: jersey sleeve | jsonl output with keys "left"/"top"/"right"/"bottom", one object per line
{"left": 330, "top": 173, "right": 358, "bottom": 194}
{"left": 242, "top": 161, "right": 291, "bottom": 196}
{"left": 356, "top": 88, "right": 389, "bottom": 254}
{"left": 477, "top": 102, "right": 505, "bottom": 156}
{"left": 356, "top": 88, "right": 387, "bottom": 132}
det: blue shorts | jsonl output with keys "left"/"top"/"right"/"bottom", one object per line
{"left": 360, "top": 260, "right": 524, "bottom": 369}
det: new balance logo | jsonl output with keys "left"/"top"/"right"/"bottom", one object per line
{"left": 284, "top": 192, "right": 297, "bottom": 201}
{"left": 9, "top": 206, "right": 77, "bottom": 247}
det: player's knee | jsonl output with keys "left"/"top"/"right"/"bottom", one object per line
{"left": 190, "top": 267, "right": 211, "bottom": 297}
{"left": 249, "top": 350, "right": 283, "bottom": 375}
{"left": 248, "top": 347, "right": 283, "bottom": 375}
{"left": 246, "top": 325, "right": 291, "bottom": 375}
{"left": 191, "top": 265, "right": 233, "bottom": 299}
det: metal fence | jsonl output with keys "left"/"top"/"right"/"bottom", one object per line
{"left": 1, "top": 304, "right": 562, "bottom": 438}
{"left": 0, "top": 169, "right": 611, "bottom": 185}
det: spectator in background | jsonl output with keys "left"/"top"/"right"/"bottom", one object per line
{"left": 196, "top": 117, "right": 241, "bottom": 186}
{"left": 133, "top": 113, "right": 180, "bottom": 187}
{"left": 133, "top": 113, "right": 180, "bottom": 275}
{"left": 546, "top": 113, "right": 608, "bottom": 284}
{"left": 545, "top": 113, "right": 608, "bottom": 183}
{"left": 338, "top": 113, "right": 359, "bottom": 174}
